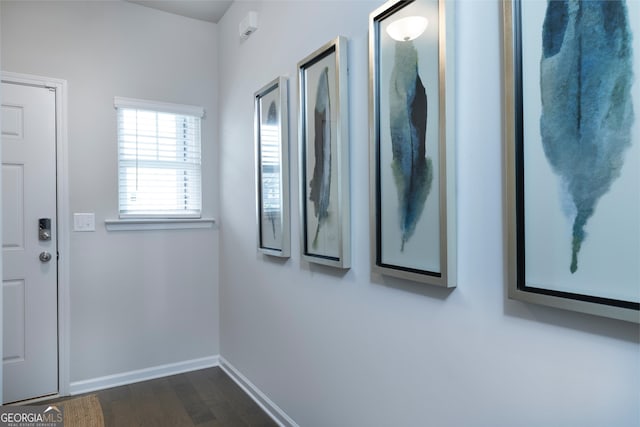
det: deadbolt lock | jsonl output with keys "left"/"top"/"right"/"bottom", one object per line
{"left": 39, "top": 218, "right": 51, "bottom": 241}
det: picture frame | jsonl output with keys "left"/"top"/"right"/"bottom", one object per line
{"left": 369, "top": 0, "right": 456, "bottom": 287}
{"left": 298, "top": 36, "right": 351, "bottom": 269}
{"left": 255, "top": 76, "right": 290, "bottom": 258}
{"left": 503, "top": 0, "right": 639, "bottom": 323}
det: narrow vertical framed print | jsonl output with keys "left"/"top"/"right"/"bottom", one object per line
{"left": 255, "top": 76, "right": 290, "bottom": 258}
{"left": 369, "top": 0, "right": 456, "bottom": 287}
{"left": 298, "top": 36, "right": 351, "bottom": 269}
{"left": 504, "top": 0, "right": 639, "bottom": 322}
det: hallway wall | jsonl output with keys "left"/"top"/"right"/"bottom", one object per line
{"left": 217, "top": 1, "right": 640, "bottom": 426}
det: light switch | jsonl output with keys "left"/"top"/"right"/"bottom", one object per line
{"left": 74, "top": 213, "right": 95, "bottom": 232}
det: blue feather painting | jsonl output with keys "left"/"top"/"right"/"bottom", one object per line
{"left": 539, "top": 0, "right": 634, "bottom": 273}
{"left": 258, "top": 88, "right": 283, "bottom": 251}
{"left": 389, "top": 40, "right": 433, "bottom": 251}
{"left": 309, "top": 67, "right": 331, "bottom": 249}
{"left": 378, "top": 2, "right": 441, "bottom": 274}
{"left": 301, "top": 39, "right": 349, "bottom": 266}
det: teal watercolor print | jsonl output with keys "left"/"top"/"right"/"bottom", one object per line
{"left": 389, "top": 39, "right": 432, "bottom": 252}
{"left": 308, "top": 67, "right": 331, "bottom": 249}
{"left": 540, "top": 0, "right": 634, "bottom": 273}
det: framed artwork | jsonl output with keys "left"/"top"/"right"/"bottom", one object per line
{"left": 369, "top": 0, "right": 456, "bottom": 287}
{"left": 298, "top": 36, "right": 351, "bottom": 269}
{"left": 503, "top": 0, "right": 639, "bottom": 322}
{"left": 255, "top": 76, "right": 290, "bottom": 257}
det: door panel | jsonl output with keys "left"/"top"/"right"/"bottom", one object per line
{"left": 2, "top": 82, "right": 58, "bottom": 403}
{"left": 2, "top": 280, "right": 25, "bottom": 363}
{"left": 2, "top": 164, "right": 25, "bottom": 250}
{"left": 1, "top": 104, "right": 23, "bottom": 139}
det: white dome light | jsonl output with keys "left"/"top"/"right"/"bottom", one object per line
{"left": 386, "top": 16, "right": 429, "bottom": 42}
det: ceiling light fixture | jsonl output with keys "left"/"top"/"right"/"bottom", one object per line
{"left": 386, "top": 16, "right": 428, "bottom": 42}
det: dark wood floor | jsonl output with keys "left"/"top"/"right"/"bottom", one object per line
{"left": 46, "top": 367, "right": 278, "bottom": 427}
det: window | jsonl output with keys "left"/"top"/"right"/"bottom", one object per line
{"left": 114, "top": 97, "right": 203, "bottom": 218}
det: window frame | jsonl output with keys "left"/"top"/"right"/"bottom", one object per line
{"left": 114, "top": 96, "right": 204, "bottom": 220}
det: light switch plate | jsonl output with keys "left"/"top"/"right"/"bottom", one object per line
{"left": 74, "top": 213, "right": 95, "bottom": 232}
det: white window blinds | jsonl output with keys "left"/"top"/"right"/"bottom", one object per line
{"left": 260, "top": 123, "right": 281, "bottom": 214}
{"left": 115, "top": 97, "right": 204, "bottom": 218}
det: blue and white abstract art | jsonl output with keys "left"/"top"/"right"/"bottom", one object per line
{"left": 521, "top": 0, "right": 639, "bottom": 304}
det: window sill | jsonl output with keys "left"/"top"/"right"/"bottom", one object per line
{"left": 105, "top": 218, "right": 216, "bottom": 231}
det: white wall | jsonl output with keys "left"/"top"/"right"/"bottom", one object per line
{"left": 0, "top": 3, "right": 3, "bottom": 405}
{"left": 218, "top": 1, "right": 640, "bottom": 426}
{"left": 1, "top": 1, "right": 220, "bottom": 383}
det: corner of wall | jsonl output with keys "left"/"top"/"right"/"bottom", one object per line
{"left": 0, "top": 0, "right": 4, "bottom": 405}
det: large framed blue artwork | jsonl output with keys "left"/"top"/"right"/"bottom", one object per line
{"left": 503, "top": 0, "right": 639, "bottom": 322}
{"left": 369, "top": 0, "right": 456, "bottom": 287}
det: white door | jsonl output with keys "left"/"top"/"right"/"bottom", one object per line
{"left": 2, "top": 81, "right": 58, "bottom": 403}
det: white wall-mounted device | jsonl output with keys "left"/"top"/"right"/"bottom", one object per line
{"left": 239, "top": 11, "right": 258, "bottom": 40}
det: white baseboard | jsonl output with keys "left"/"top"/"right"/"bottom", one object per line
{"left": 69, "top": 355, "right": 219, "bottom": 395}
{"left": 219, "top": 356, "right": 298, "bottom": 427}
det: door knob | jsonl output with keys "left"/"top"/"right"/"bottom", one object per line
{"left": 39, "top": 252, "right": 52, "bottom": 263}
